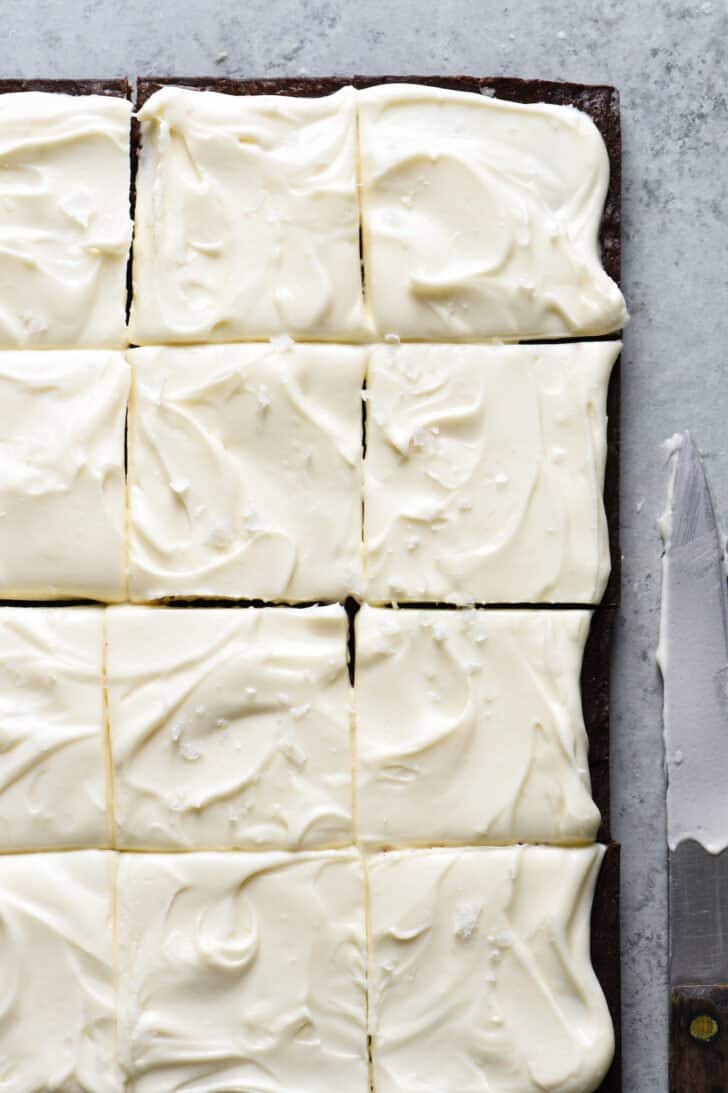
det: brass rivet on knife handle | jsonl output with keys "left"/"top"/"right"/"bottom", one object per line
{"left": 691, "top": 1014, "right": 719, "bottom": 1043}
{"left": 670, "top": 984, "right": 728, "bottom": 1091}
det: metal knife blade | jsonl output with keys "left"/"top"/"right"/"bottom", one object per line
{"left": 660, "top": 432, "right": 728, "bottom": 986}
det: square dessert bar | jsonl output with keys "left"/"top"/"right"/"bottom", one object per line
{"left": 357, "top": 82, "right": 627, "bottom": 341}
{"left": 0, "top": 851, "right": 119, "bottom": 1092}
{"left": 127, "top": 342, "right": 365, "bottom": 602}
{"left": 129, "top": 85, "right": 368, "bottom": 344}
{"left": 0, "top": 607, "right": 109, "bottom": 850}
{"left": 368, "top": 845, "right": 614, "bottom": 1093}
{"left": 0, "top": 81, "right": 132, "bottom": 349}
{"left": 106, "top": 605, "right": 353, "bottom": 850}
{"left": 117, "top": 850, "right": 369, "bottom": 1092}
{"left": 355, "top": 606, "right": 599, "bottom": 849}
{"left": 0, "top": 351, "right": 129, "bottom": 601}
{"left": 364, "top": 341, "right": 620, "bottom": 605}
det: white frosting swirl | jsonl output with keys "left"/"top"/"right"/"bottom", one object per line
{"left": 364, "top": 341, "right": 619, "bottom": 604}
{"left": 106, "top": 605, "right": 353, "bottom": 850}
{"left": 0, "top": 851, "right": 119, "bottom": 1092}
{"left": 0, "top": 608, "right": 108, "bottom": 850}
{"left": 127, "top": 342, "right": 365, "bottom": 603}
{"left": 368, "top": 845, "right": 613, "bottom": 1093}
{"left": 355, "top": 606, "right": 600, "bottom": 848}
{"left": 117, "top": 850, "right": 369, "bottom": 1092}
{"left": 0, "top": 351, "right": 129, "bottom": 601}
{"left": 130, "top": 86, "right": 370, "bottom": 344}
{"left": 358, "top": 83, "right": 627, "bottom": 341}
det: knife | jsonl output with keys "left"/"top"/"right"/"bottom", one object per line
{"left": 659, "top": 432, "right": 728, "bottom": 1090}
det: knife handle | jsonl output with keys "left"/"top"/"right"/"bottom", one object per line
{"left": 670, "top": 985, "right": 728, "bottom": 1091}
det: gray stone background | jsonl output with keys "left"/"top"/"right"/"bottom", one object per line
{"left": 5, "top": 1, "right": 728, "bottom": 1089}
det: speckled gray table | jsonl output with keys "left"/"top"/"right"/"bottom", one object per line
{"left": 6, "top": 1, "right": 728, "bottom": 1088}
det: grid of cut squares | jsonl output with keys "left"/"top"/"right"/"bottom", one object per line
{"left": 127, "top": 343, "right": 366, "bottom": 603}
{"left": 0, "top": 340, "right": 618, "bottom": 608}
{"left": 0, "top": 80, "right": 622, "bottom": 1093}
{"left": 363, "top": 341, "right": 619, "bottom": 606}
{"left": 106, "top": 604, "right": 354, "bottom": 850}
{"left": 0, "top": 601, "right": 603, "bottom": 856}
{"left": 0, "top": 846, "right": 612, "bottom": 1093}
{"left": 0, "top": 82, "right": 627, "bottom": 350}
{"left": 0, "top": 351, "right": 129, "bottom": 602}
{"left": 0, "top": 607, "right": 110, "bottom": 850}
{"left": 0, "top": 91, "right": 132, "bottom": 349}
{"left": 355, "top": 606, "right": 601, "bottom": 850}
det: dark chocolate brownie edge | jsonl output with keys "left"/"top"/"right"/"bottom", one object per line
{"left": 0, "top": 78, "right": 130, "bottom": 98}
{"left": 593, "top": 844, "right": 622, "bottom": 1093}
{"left": 583, "top": 604, "right": 615, "bottom": 842}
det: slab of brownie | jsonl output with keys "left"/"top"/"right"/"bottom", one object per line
{"left": 0, "top": 78, "right": 129, "bottom": 98}
{"left": 135, "top": 75, "right": 622, "bottom": 612}
{"left": 134, "top": 75, "right": 624, "bottom": 1092}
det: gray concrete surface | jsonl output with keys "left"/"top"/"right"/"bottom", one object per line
{"left": 4, "top": 1, "right": 728, "bottom": 1088}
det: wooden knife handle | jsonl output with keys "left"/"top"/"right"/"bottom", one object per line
{"left": 670, "top": 985, "right": 728, "bottom": 1091}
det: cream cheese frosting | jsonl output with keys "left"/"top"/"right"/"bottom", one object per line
{"left": 106, "top": 605, "right": 353, "bottom": 850}
{"left": 364, "top": 341, "right": 619, "bottom": 604}
{"left": 355, "top": 606, "right": 599, "bottom": 848}
{"left": 129, "top": 85, "right": 369, "bottom": 344}
{"left": 0, "top": 351, "right": 129, "bottom": 601}
{"left": 117, "top": 850, "right": 369, "bottom": 1092}
{"left": 127, "top": 343, "right": 365, "bottom": 602}
{"left": 367, "top": 845, "right": 613, "bottom": 1093}
{"left": 358, "top": 83, "right": 627, "bottom": 341}
{"left": 0, "top": 92, "right": 131, "bottom": 349}
{"left": 0, "top": 607, "right": 109, "bottom": 850}
{"left": 0, "top": 851, "right": 120, "bottom": 1092}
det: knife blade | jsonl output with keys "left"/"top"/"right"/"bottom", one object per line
{"left": 659, "top": 431, "right": 728, "bottom": 1089}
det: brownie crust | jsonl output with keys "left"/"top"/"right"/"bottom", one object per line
{"left": 593, "top": 843, "right": 622, "bottom": 1093}
{"left": 0, "top": 78, "right": 130, "bottom": 98}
